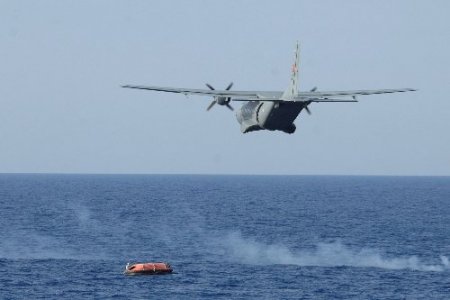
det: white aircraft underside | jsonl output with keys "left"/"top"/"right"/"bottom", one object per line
{"left": 123, "top": 43, "right": 416, "bottom": 134}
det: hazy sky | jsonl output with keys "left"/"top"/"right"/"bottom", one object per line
{"left": 1, "top": 1, "right": 449, "bottom": 175}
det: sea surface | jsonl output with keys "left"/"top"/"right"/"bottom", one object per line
{"left": 1, "top": 174, "right": 450, "bottom": 299}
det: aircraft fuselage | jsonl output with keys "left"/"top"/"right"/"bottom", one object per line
{"left": 236, "top": 101, "right": 307, "bottom": 134}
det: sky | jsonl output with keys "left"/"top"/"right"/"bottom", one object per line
{"left": 0, "top": 0, "right": 449, "bottom": 175}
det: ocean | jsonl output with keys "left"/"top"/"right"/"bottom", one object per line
{"left": 1, "top": 174, "right": 449, "bottom": 299}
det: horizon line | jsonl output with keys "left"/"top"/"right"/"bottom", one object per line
{"left": 0, "top": 172, "right": 449, "bottom": 178}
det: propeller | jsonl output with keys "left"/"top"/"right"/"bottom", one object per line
{"left": 206, "top": 82, "right": 234, "bottom": 111}
{"left": 304, "top": 86, "right": 317, "bottom": 115}
{"left": 304, "top": 104, "right": 312, "bottom": 115}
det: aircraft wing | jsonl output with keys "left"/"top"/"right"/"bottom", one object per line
{"left": 122, "top": 85, "right": 282, "bottom": 98}
{"left": 294, "top": 88, "right": 416, "bottom": 100}
{"left": 122, "top": 85, "right": 416, "bottom": 102}
{"left": 233, "top": 88, "right": 416, "bottom": 102}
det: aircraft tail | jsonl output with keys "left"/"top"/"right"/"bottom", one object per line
{"left": 282, "top": 42, "right": 300, "bottom": 99}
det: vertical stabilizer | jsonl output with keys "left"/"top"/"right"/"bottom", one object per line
{"left": 282, "top": 42, "right": 300, "bottom": 99}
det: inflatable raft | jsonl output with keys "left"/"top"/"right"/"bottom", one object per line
{"left": 124, "top": 262, "right": 173, "bottom": 275}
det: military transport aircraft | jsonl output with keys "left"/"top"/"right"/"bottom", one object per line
{"left": 122, "top": 43, "right": 416, "bottom": 134}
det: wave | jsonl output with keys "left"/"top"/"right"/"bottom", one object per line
{"left": 216, "top": 232, "right": 449, "bottom": 272}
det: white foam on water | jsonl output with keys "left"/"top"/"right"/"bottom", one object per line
{"left": 217, "top": 232, "right": 449, "bottom": 272}
{"left": 0, "top": 232, "right": 88, "bottom": 260}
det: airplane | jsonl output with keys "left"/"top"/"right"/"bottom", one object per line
{"left": 122, "top": 43, "right": 416, "bottom": 134}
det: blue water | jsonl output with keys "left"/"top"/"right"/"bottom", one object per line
{"left": 1, "top": 175, "right": 450, "bottom": 299}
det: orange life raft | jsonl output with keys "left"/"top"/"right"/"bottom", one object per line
{"left": 124, "top": 262, "right": 173, "bottom": 275}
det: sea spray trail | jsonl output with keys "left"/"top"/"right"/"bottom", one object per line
{"left": 0, "top": 231, "right": 96, "bottom": 260}
{"left": 215, "top": 232, "right": 450, "bottom": 272}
